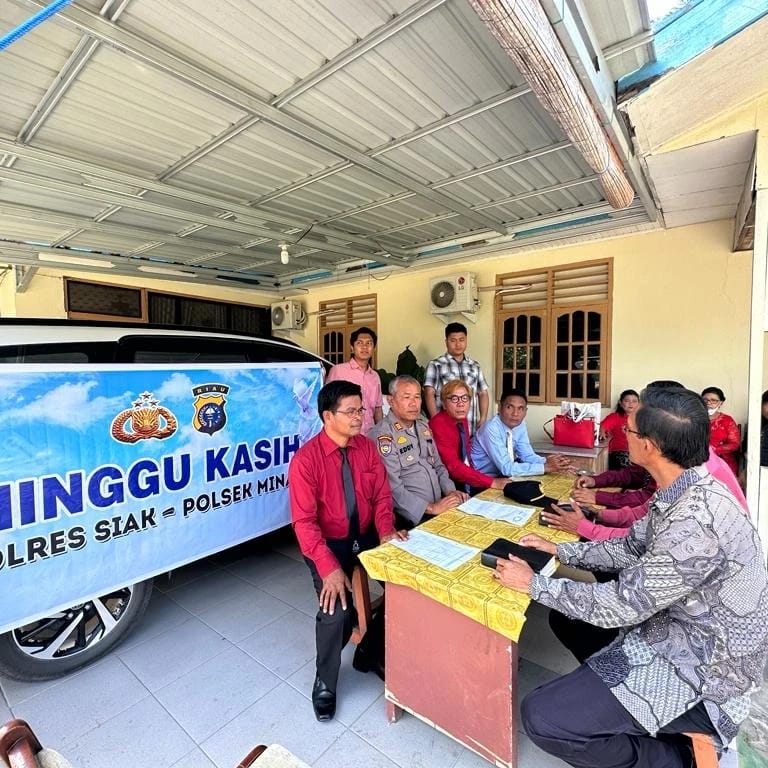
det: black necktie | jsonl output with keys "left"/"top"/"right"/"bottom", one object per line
{"left": 339, "top": 447, "right": 360, "bottom": 551}
{"left": 457, "top": 422, "right": 471, "bottom": 495}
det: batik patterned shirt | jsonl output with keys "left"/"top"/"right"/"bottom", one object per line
{"left": 530, "top": 466, "right": 768, "bottom": 744}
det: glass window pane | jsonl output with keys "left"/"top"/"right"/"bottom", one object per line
{"left": 588, "top": 312, "right": 602, "bottom": 341}
{"left": 516, "top": 315, "right": 528, "bottom": 343}
{"left": 517, "top": 348, "right": 528, "bottom": 370}
{"left": 556, "top": 345, "right": 569, "bottom": 369}
{"left": 503, "top": 347, "right": 516, "bottom": 368}
{"left": 530, "top": 346, "right": 541, "bottom": 369}
{"left": 556, "top": 314, "right": 570, "bottom": 343}
{"left": 571, "top": 347, "right": 585, "bottom": 369}
{"left": 587, "top": 344, "right": 600, "bottom": 369}
{"left": 556, "top": 373, "right": 569, "bottom": 398}
{"left": 528, "top": 373, "right": 540, "bottom": 396}
{"left": 587, "top": 374, "right": 600, "bottom": 399}
{"left": 503, "top": 318, "right": 515, "bottom": 345}
{"left": 572, "top": 311, "right": 585, "bottom": 343}
{"left": 515, "top": 372, "right": 526, "bottom": 391}
{"left": 502, "top": 372, "right": 514, "bottom": 392}
{"left": 530, "top": 315, "right": 542, "bottom": 343}
{"left": 571, "top": 373, "right": 584, "bottom": 398}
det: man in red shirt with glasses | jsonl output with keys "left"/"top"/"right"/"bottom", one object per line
{"left": 289, "top": 379, "right": 407, "bottom": 722}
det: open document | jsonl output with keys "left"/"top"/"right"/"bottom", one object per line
{"left": 458, "top": 497, "right": 535, "bottom": 526}
{"left": 389, "top": 528, "right": 479, "bottom": 571}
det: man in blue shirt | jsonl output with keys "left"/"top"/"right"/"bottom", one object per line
{"left": 471, "top": 389, "right": 571, "bottom": 476}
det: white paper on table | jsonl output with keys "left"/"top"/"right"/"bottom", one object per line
{"left": 389, "top": 528, "right": 479, "bottom": 571}
{"left": 457, "top": 497, "right": 535, "bottom": 526}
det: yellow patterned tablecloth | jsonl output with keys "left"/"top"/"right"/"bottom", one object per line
{"left": 359, "top": 474, "right": 578, "bottom": 643}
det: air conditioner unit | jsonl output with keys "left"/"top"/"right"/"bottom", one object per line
{"left": 429, "top": 272, "right": 478, "bottom": 315}
{"left": 270, "top": 300, "right": 305, "bottom": 331}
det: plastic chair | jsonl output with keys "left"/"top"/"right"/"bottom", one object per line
{"left": 0, "top": 720, "right": 73, "bottom": 768}
{"left": 684, "top": 731, "right": 720, "bottom": 768}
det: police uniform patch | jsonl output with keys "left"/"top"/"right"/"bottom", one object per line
{"left": 396, "top": 436, "right": 407, "bottom": 444}
{"left": 398, "top": 444, "right": 413, "bottom": 455}
{"left": 423, "top": 429, "right": 431, "bottom": 437}
{"left": 393, "top": 422, "right": 403, "bottom": 430}
{"left": 406, "top": 454, "right": 414, "bottom": 461}
{"left": 377, "top": 435, "right": 393, "bottom": 455}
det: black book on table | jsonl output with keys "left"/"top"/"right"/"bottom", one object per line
{"left": 480, "top": 538, "right": 557, "bottom": 577}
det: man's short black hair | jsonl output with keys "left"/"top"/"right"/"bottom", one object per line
{"left": 317, "top": 380, "right": 362, "bottom": 416}
{"left": 646, "top": 380, "right": 684, "bottom": 389}
{"left": 636, "top": 387, "right": 709, "bottom": 468}
{"left": 500, "top": 388, "right": 528, "bottom": 404}
{"left": 445, "top": 322, "right": 467, "bottom": 337}
{"left": 350, "top": 326, "right": 377, "bottom": 346}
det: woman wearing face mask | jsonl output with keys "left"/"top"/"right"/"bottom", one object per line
{"left": 701, "top": 386, "right": 740, "bottom": 474}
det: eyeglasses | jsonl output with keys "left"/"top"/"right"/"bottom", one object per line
{"left": 702, "top": 399, "right": 721, "bottom": 406}
{"left": 334, "top": 407, "right": 366, "bottom": 418}
{"left": 622, "top": 425, "right": 642, "bottom": 437}
{"left": 445, "top": 394, "right": 470, "bottom": 404}
{"left": 353, "top": 340, "right": 374, "bottom": 347}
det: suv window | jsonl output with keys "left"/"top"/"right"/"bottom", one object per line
{"left": 0, "top": 343, "right": 115, "bottom": 363}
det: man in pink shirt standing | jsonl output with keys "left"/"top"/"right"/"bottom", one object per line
{"left": 326, "top": 326, "right": 383, "bottom": 435}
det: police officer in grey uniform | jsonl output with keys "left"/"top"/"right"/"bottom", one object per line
{"left": 369, "top": 375, "right": 467, "bottom": 528}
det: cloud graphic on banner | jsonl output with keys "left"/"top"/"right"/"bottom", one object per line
{"left": 155, "top": 372, "right": 195, "bottom": 402}
{"left": 14, "top": 380, "right": 125, "bottom": 430}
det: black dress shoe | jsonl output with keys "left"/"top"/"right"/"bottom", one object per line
{"left": 312, "top": 676, "right": 336, "bottom": 721}
{"left": 352, "top": 645, "right": 385, "bottom": 682}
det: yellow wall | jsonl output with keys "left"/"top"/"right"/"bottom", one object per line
{"left": 5, "top": 220, "right": 752, "bottom": 439}
{"left": 298, "top": 220, "right": 751, "bottom": 436}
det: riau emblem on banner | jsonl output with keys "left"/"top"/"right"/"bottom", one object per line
{"left": 192, "top": 383, "right": 230, "bottom": 435}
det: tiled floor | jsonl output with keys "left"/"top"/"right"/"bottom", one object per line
{"left": 0, "top": 530, "right": 577, "bottom": 768}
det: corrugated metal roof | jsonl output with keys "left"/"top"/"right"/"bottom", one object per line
{"left": 0, "top": 0, "right": 658, "bottom": 289}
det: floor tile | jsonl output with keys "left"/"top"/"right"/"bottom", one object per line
{"left": 0, "top": 670, "right": 64, "bottom": 708}
{"left": 154, "top": 646, "right": 281, "bottom": 742}
{"left": 11, "top": 656, "right": 149, "bottom": 749}
{"left": 515, "top": 731, "right": 571, "bottom": 768}
{"left": 0, "top": 695, "right": 11, "bottom": 724}
{"left": 351, "top": 699, "right": 466, "bottom": 768}
{"left": 117, "top": 616, "right": 230, "bottom": 692}
{"left": 169, "top": 748, "right": 217, "bottom": 768}
{"left": 225, "top": 551, "right": 304, "bottom": 587}
{"left": 164, "top": 569, "right": 262, "bottom": 616}
{"left": 63, "top": 696, "right": 195, "bottom": 768}
{"left": 287, "top": 643, "right": 385, "bottom": 727}
{"left": 314, "top": 729, "right": 400, "bottom": 768}
{"left": 119, "top": 588, "right": 194, "bottom": 652}
{"left": 258, "top": 566, "right": 321, "bottom": 617}
{"left": 237, "top": 609, "right": 316, "bottom": 680}
{"left": 154, "top": 558, "right": 222, "bottom": 593}
{"left": 195, "top": 586, "right": 293, "bottom": 643}
{"left": 200, "top": 682, "right": 345, "bottom": 768}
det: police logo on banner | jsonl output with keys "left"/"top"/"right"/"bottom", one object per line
{"left": 192, "top": 384, "right": 230, "bottom": 435}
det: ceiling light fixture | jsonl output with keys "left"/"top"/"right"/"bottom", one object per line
{"left": 280, "top": 243, "right": 290, "bottom": 265}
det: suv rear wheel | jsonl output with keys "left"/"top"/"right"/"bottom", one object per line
{"left": 0, "top": 580, "right": 153, "bottom": 680}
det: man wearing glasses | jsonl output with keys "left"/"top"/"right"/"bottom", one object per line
{"left": 326, "top": 326, "right": 383, "bottom": 435}
{"left": 494, "top": 386, "right": 768, "bottom": 767}
{"left": 289, "top": 380, "right": 406, "bottom": 722}
{"left": 424, "top": 321, "right": 489, "bottom": 436}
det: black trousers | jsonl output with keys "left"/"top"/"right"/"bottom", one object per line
{"left": 521, "top": 663, "right": 718, "bottom": 768}
{"left": 304, "top": 529, "right": 380, "bottom": 692}
{"left": 549, "top": 608, "right": 620, "bottom": 664}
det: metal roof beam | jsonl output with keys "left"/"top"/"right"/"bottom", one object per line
{"left": 0, "top": 202, "right": 291, "bottom": 264}
{"left": 0, "top": 137, "right": 406, "bottom": 266}
{"left": 14, "top": 0, "right": 507, "bottom": 236}
{"left": 0, "top": 165, "right": 389, "bottom": 264}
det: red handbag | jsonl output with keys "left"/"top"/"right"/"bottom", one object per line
{"left": 543, "top": 414, "right": 595, "bottom": 448}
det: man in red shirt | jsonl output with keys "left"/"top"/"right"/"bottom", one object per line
{"left": 289, "top": 379, "right": 406, "bottom": 721}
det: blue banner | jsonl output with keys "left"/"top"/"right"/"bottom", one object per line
{"left": 0, "top": 362, "right": 323, "bottom": 634}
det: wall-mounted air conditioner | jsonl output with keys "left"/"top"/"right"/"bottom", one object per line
{"left": 270, "top": 300, "right": 306, "bottom": 331}
{"left": 429, "top": 272, "right": 478, "bottom": 315}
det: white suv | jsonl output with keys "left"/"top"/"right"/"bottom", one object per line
{"left": 0, "top": 319, "right": 327, "bottom": 680}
